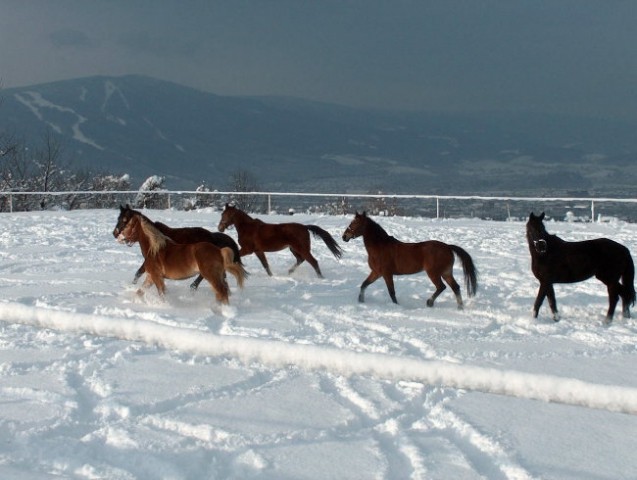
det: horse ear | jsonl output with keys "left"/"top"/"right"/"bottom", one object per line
{"left": 539, "top": 212, "right": 545, "bottom": 220}
{"left": 362, "top": 211, "right": 367, "bottom": 217}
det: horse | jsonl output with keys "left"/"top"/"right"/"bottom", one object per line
{"left": 113, "top": 205, "right": 242, "bottom": 290}
{"left": 342, "top": 211, "right": 478, "bottom": 308}
{"left": 217, "top": 204, "right": 343, "bottom": 277}
{"left": 114, "top": 210, "right": 248, "bottom": 304}
{"left": 526, "top": 212, "right": 636, "bottom": 323}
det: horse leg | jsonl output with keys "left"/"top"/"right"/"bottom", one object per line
{"left": 288, "top": 250, "right": 305, "bottom": 275}
{"left": 189, "top": 275, "right": 204, "bottom": 291}
{"left": 620, "top": 284, "right": 632, "bottom": 319}
{"left": 206, "top": 273, "right": 230, "bottom": 304}
{"left": 546, "top": 284, "right": 559, "bottom": 321}
{"left": 382, "top": 273, "right": 398, "bottom": 304}
{"left": 443, "top": 273, "right": 463, "bottom": 310}
{"left": 254, "top": 251, "right": 273, "bottom": 276}
{"left": 533, "top": 283, "right": 548, "bottom": 318}
{"left": 133, "top": 261, "right": 146, "bottom": 284}
{"left": 605, "top": 282, "right": 621, "bottom": 323}
{"left": 141, "top": 273, "right": 165, "bottom": 298}
{"left": 303, "top": 252, "right": 323, "bottom": 278}
{"left": 426, "top": 272, "right": 446, "bottom": 307}
{"left": 359, "top": 271, "right": 380, "bottom": 303}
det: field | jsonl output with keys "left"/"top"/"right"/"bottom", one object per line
{"left": 1, "top": 209, "right": 637, "bottom": 479}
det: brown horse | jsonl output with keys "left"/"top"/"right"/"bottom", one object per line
{"left": 218, "top": 204, "right": 343, "bottom": 277}
{"left": 113, "top": 205, "right": 242, "bottom": 290}
{"left": 342, "top": 212, "right": 478, "bottom": 307}
{"left": 115, "top": 210, "right": 248, "bottom": 304}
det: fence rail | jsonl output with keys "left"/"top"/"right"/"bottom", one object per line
{"left": 2, "top": 190, "right": 637, "bottom": 222}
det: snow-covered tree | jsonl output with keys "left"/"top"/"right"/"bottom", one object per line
{"left": 134, "top": 175, "right": 166, "bottom": 209}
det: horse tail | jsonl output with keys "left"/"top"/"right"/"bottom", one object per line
{"left": 306, "top": 225, "right": 344, "bottom": 259}
{"left": 230, "top": 243, "right": 244, "bottom": 266}
{"left": 221, "top": 247, "right": 249, "bottom": 289}
{"left": 622, "top": 249, "right": 636, "bottom": 306}
{"left": 450, "top": 245, "right": 478, "bottom": 297}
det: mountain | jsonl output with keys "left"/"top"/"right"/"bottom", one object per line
{"left": 1, "top": 75, "right": 637, "bottom": 195}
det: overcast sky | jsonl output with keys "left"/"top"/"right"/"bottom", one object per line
{"left": 1, "top": 0, "right": 637, "bottom": 120}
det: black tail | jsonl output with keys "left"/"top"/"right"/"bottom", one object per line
{"left": 623, "top": 251, "right": 636, "bottom": 306}
{"left": 307, "top": 225, "right": 344, "bottom": 259}
{"left": 450, "top": 245, "right": 478, "bottom": 297}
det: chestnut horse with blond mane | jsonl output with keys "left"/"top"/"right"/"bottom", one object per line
{"left": 115, "top": 210, "right": 248, "bottom": 304}
{"left": 113, "top": 204, "right": 242, "bottom": 290}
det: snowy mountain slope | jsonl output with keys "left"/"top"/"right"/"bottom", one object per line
{"left": 2, "top": 75, "right": 637, "bottom": 194}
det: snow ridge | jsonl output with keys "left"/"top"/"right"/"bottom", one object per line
{"left": 2, "top": 301, "right": 637, "bottom": 415}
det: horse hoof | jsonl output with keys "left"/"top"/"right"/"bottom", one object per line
{"left": 426, "top": 299, "right": 434, "bottom": 307}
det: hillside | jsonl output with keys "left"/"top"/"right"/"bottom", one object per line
{"left": 1, "top": 75, "right": 636, "bottom": 195}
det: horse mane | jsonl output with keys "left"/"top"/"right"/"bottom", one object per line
{"left": 364, "top": 215, "right": 394, "bottom": 241}
{"left": 138, "top": 215, "right": 172, "bottom": 256}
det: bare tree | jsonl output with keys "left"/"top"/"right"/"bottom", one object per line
{"left": 228, "top": 169, "right": 263, "bottom": 212}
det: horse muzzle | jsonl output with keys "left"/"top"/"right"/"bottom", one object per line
{"left": 217, "top": 221, "right": 227, "bottom": 232}
{"left": 342, "top": 230, "right": 356, "bottom": 242}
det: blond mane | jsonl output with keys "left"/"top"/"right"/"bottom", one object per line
{"left": 138, "top": 215, "right": 172, "bottom": 257}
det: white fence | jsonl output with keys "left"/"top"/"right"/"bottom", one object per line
{"left": 2, "top": 190, "right": 637, "bottom": 222}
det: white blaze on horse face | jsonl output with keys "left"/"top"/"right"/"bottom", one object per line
{"left": 116, "top": 232, "right": 128, "bottom": 244}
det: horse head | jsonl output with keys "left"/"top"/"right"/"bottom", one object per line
{"left": 526, "top": 212, "right": 548, "bottom": 254}
{"left": 342, "top": 211, "right": 367, "bottom": 242}
{"left": 218, "top": 203, "right": 237, "bottom": 232}
{"left": 114, "top": 204, "right": 140, "bottom": 246}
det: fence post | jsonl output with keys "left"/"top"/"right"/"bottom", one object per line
{"left": 436, "top": 197, "right": 440, "bottom": 219}
{"left": 591, "top": 200, "right": 595, "bottom": 222}
{"left": 9, "top": 194, "right": 12, "bottom": 213}
{"left": 268, "top": 194, "right": 272, "bottom": 214}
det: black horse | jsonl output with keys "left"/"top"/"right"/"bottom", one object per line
{"left": 526, "top": 212, "right": 635, "bottom": 323}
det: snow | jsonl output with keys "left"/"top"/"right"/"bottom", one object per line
{"left": 13, "top": 91, "right": 104, "bottom": 150}
{"left": 2, "top": 208, "right": 637, "bottom": 479}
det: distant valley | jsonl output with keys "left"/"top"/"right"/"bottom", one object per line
{"left": 2, "top": 75, "right": 636, "bottom": 197}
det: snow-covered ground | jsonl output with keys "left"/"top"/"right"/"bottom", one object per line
{"left": 2, "top": 208, "right": 637, "bottom": 479}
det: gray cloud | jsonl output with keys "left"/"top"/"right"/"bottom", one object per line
{"left": 2, "top": 0, "right": 637, "bottom": 120}
{"left": 117, "top": 31, "right": 200, "bottom": 57}
{"left": 49, "top": 29, "right": 96, "bottom": 49}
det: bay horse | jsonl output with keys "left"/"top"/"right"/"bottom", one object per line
{"left": 113, "top": 205, "right": 242, "bottom": 290}
{"left": 218, "top": 204, "right": 343, "bottom": 277}
{"left": 526, "top": 212, "right": 635, "bottom": 323}
{"left": 115, "top": 210, "right": 248, "bottom": 304}
{"left": 342, "top": 212, "right": 478, "bottom": 308}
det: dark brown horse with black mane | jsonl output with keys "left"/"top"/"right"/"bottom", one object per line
{"left": 113, "top": 205, "right": 242, "bottom": 289}
{"left": 342, "top": 212, "right": 478, "bottom": 308}
{"left": 218, "top": 204, "right": 343, "bottom": 277}
{"left": 115, "top": 210, "right": 248, "bottom": 303}
{"left": 526, "top": 212, "right": 635, "bottom": 323}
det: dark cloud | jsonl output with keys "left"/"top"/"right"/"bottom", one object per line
{"left": 49, "top": 29, "right": 96, "bottom": 48}
{"left": 2, "top": 0, "right": 637, "bottom": 120}
{"left": 117, "top": 31, "right": 200, "bottom": 57}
